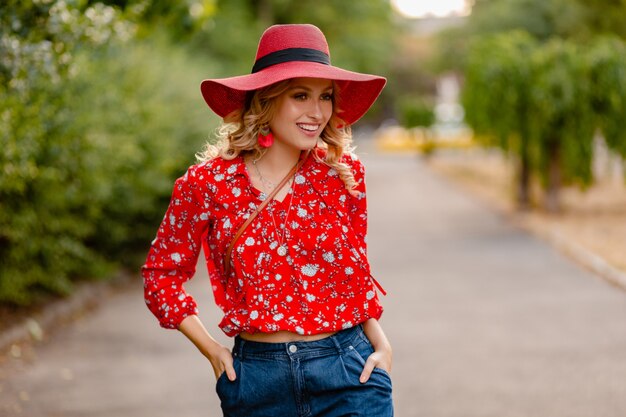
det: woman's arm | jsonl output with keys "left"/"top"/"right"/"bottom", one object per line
{"left": 360, "top": 318, "right": 393, "bottom": 383}
{"left": 346, "top": 158, "right": 392, "bottom": 381}
{"left": 142, "top": 166, "right": 209, "bottom": 330}
{"left": 178, "top": 315, "right": 236, "bottom": 381}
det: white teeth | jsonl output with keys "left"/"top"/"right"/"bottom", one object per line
{"left": 298, "top": 124, "right": 319, "bottom": 132}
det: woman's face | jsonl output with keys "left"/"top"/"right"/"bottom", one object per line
{"left": 268, "top": 77, "right": 334, "bottom": 152}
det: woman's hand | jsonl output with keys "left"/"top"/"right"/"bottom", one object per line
{"left": 177, "top": 315, "right": 237, "bottom": 382}
{"left": 359, "top": 346, "right": 392, "bottom": 383}
{"left": 207, "top": 343, "right": 237, "bottom": 382}
{"left": 360, "top": 318, "right": 393, "bottom": 383}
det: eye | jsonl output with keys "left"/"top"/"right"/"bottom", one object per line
{"left": 293, "top": 93, "right": 308, "bottom": 101}
{"left": 321, "top": 92, "right": 334, "bottom": 101}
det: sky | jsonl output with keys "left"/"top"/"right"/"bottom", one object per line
{"left": 391, "top": 0, "right": 471, "bottom": 18}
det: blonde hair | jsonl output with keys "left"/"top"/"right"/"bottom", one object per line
{"left": 197, "top": 79, "right": 359, "bottom": 194}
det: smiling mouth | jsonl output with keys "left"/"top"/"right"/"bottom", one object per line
{"left": 297, "top": 123, "right": 320, "bottom": 132}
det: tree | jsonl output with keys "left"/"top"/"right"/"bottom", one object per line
{"left": 528, "top": 39, "right": 595, "bottom": 212}
{"left": 463, "top": 31, "right": 537, "bottom": 208}
{"left": 463, "top": 32, "right": 625, "bottom": 212}
{"left": 452, "top": 0, "right": 626, "bottom": 211}
{"left": 437, "top": 0, "right": 626, "bottom": 74}
{"left": 588, "top": 36, "right": 626, "bottom": 159}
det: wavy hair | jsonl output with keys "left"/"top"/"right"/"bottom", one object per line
{"left": 196, "top": 79, "right": 359, "bottom": 195}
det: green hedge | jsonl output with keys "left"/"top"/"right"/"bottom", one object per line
{"left": 0, "top": 2, "right": 217, "bottom": 305}
{"left": 396, "top": 97, "right": 436, "bottom": 129}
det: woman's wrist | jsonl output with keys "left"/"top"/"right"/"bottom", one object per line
{"left": 178, "top": 314, "right": 223, "bottom": 359}
{"left": 362, "top": 318, "right": 392, "bottom": 353}
{"left": 198, "top": 338, "right": 224, "bottom": 360}
{"left": 372, "top": 339, "right": 392, "bottom": 354}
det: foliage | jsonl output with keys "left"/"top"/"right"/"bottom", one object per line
{"left": 588, "top": 36, "right": 626, "bottom": 158}
{"left": 462, "top": 31, "right": 537, "bottom": 207}
{"left": 190, "top": 0, "right": 264, "bottom": 76}
{"left": 0, "top": 0, "right": 133, "bottom": 303}
{"left": 468, "top": 0, "right": 626, "bottom": 42}
{"left": 463, "top": 30, "right": 626, "bottom": 211}
{"left": 528, "top": 39, "right": 595, "bottom": 189}
{"left": 465, "top": 33, "right": 596, "bottom": 187}
{"left": 436, "top": 0, "right": 626, "bottom": 74}
{"left": 463, "top": 31, "right": 537, "bottom": 151}
{"left": 468, "top": 0, "right": 587, "bottom": 41}
{"left": 67, "top": 35, "right": 214, "bottom": 262}
{"left": 579, "top": 0, "right": 626, "bottom": 39}
{"left": 125, "top": 0, "right": 217, "bottom": 39}
{"left": 455, "top": 0, "right": 626, "bottom": 211}
{"left": 397, "top": 97, "right": 435, "bottom": 129}
{"left": 0, "top": 1, "right": 216, "bottom": 305}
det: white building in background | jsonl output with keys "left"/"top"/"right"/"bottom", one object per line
{"left": 435, "top": 74, "right": 464, "bottom": 125}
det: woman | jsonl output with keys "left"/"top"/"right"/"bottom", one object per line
{"left": 142, "top": 24, "right": 393, "bottom": 416}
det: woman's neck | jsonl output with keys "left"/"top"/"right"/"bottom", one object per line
{"left": 256, "top": 143, "right": 301, "bottom": 179}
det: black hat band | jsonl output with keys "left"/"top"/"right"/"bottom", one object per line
{"left": 251, "top": 48, "right": 330, "bottom": 73}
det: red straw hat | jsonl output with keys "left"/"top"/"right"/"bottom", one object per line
{"left": 200, "top": 24, "right": 386, "bottom": 125}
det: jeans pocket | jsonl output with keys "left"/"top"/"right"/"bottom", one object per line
{"left": 215, "top": 356, "right": 240, "bottom": 402}
{"left": 351, "top": 336, "right": 393, "bottom": 382}
{"left": 215, "top": 370, "right": 228, "bottom": 389}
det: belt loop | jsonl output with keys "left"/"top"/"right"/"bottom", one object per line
{"left": 330, "top": 331, "right": 343, "bottom": 354}
{"left": 235, "top": 336, "right": 245, "bottom": 359}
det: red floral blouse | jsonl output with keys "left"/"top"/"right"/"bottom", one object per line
{"left": 142, "top": 148, "right": 385, "bottom": 337}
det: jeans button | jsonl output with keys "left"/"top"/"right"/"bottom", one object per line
{"left": 289, "top": 344, "right": 298, "bottom": 353}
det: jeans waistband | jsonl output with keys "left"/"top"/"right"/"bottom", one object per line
{"left": 233, "top": 325, "right": 365, "bottom": 359}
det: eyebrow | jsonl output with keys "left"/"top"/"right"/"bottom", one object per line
{"left": 288, "top": 85, "right": 334, "bottom": 92}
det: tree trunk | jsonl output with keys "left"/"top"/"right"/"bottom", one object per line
{"left": 420, "top": 127, "right": 436, "bottom": 159}
{"left": 516, "top": 136, "right": 531, "bottom": 210}
{"left": 544, "top": 141, "right": 562, "bottom": 213}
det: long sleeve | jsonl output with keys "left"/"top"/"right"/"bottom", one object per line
{"left": 346, "top": 156, "right": 368, "bottom": 257}
{"left": 141, "top": 166, "right": 211, "bottom": 329}
{"left": 346, "top": 155, "right": 386, "bottom": 298}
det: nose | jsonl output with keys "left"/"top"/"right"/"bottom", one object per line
{"left": 307, "top": 100, "right": 323, "bottom": 120}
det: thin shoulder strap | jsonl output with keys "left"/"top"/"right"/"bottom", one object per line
{"left": 223, "top": 152, "right": 309, "bottom": 276}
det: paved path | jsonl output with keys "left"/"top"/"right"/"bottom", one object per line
{"left": 2, "top": 140, "right": 626, "bottom": 416}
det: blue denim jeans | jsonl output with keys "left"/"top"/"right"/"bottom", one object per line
{"left": 216, "top": 325, "right": 394, "bottom": 417}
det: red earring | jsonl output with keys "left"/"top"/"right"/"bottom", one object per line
{"left": 258, "top": 125, "right": 274, "bottom": 147}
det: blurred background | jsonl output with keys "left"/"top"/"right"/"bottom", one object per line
{"left": 0, "top": 0, "right": 626, "bottom": 416}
